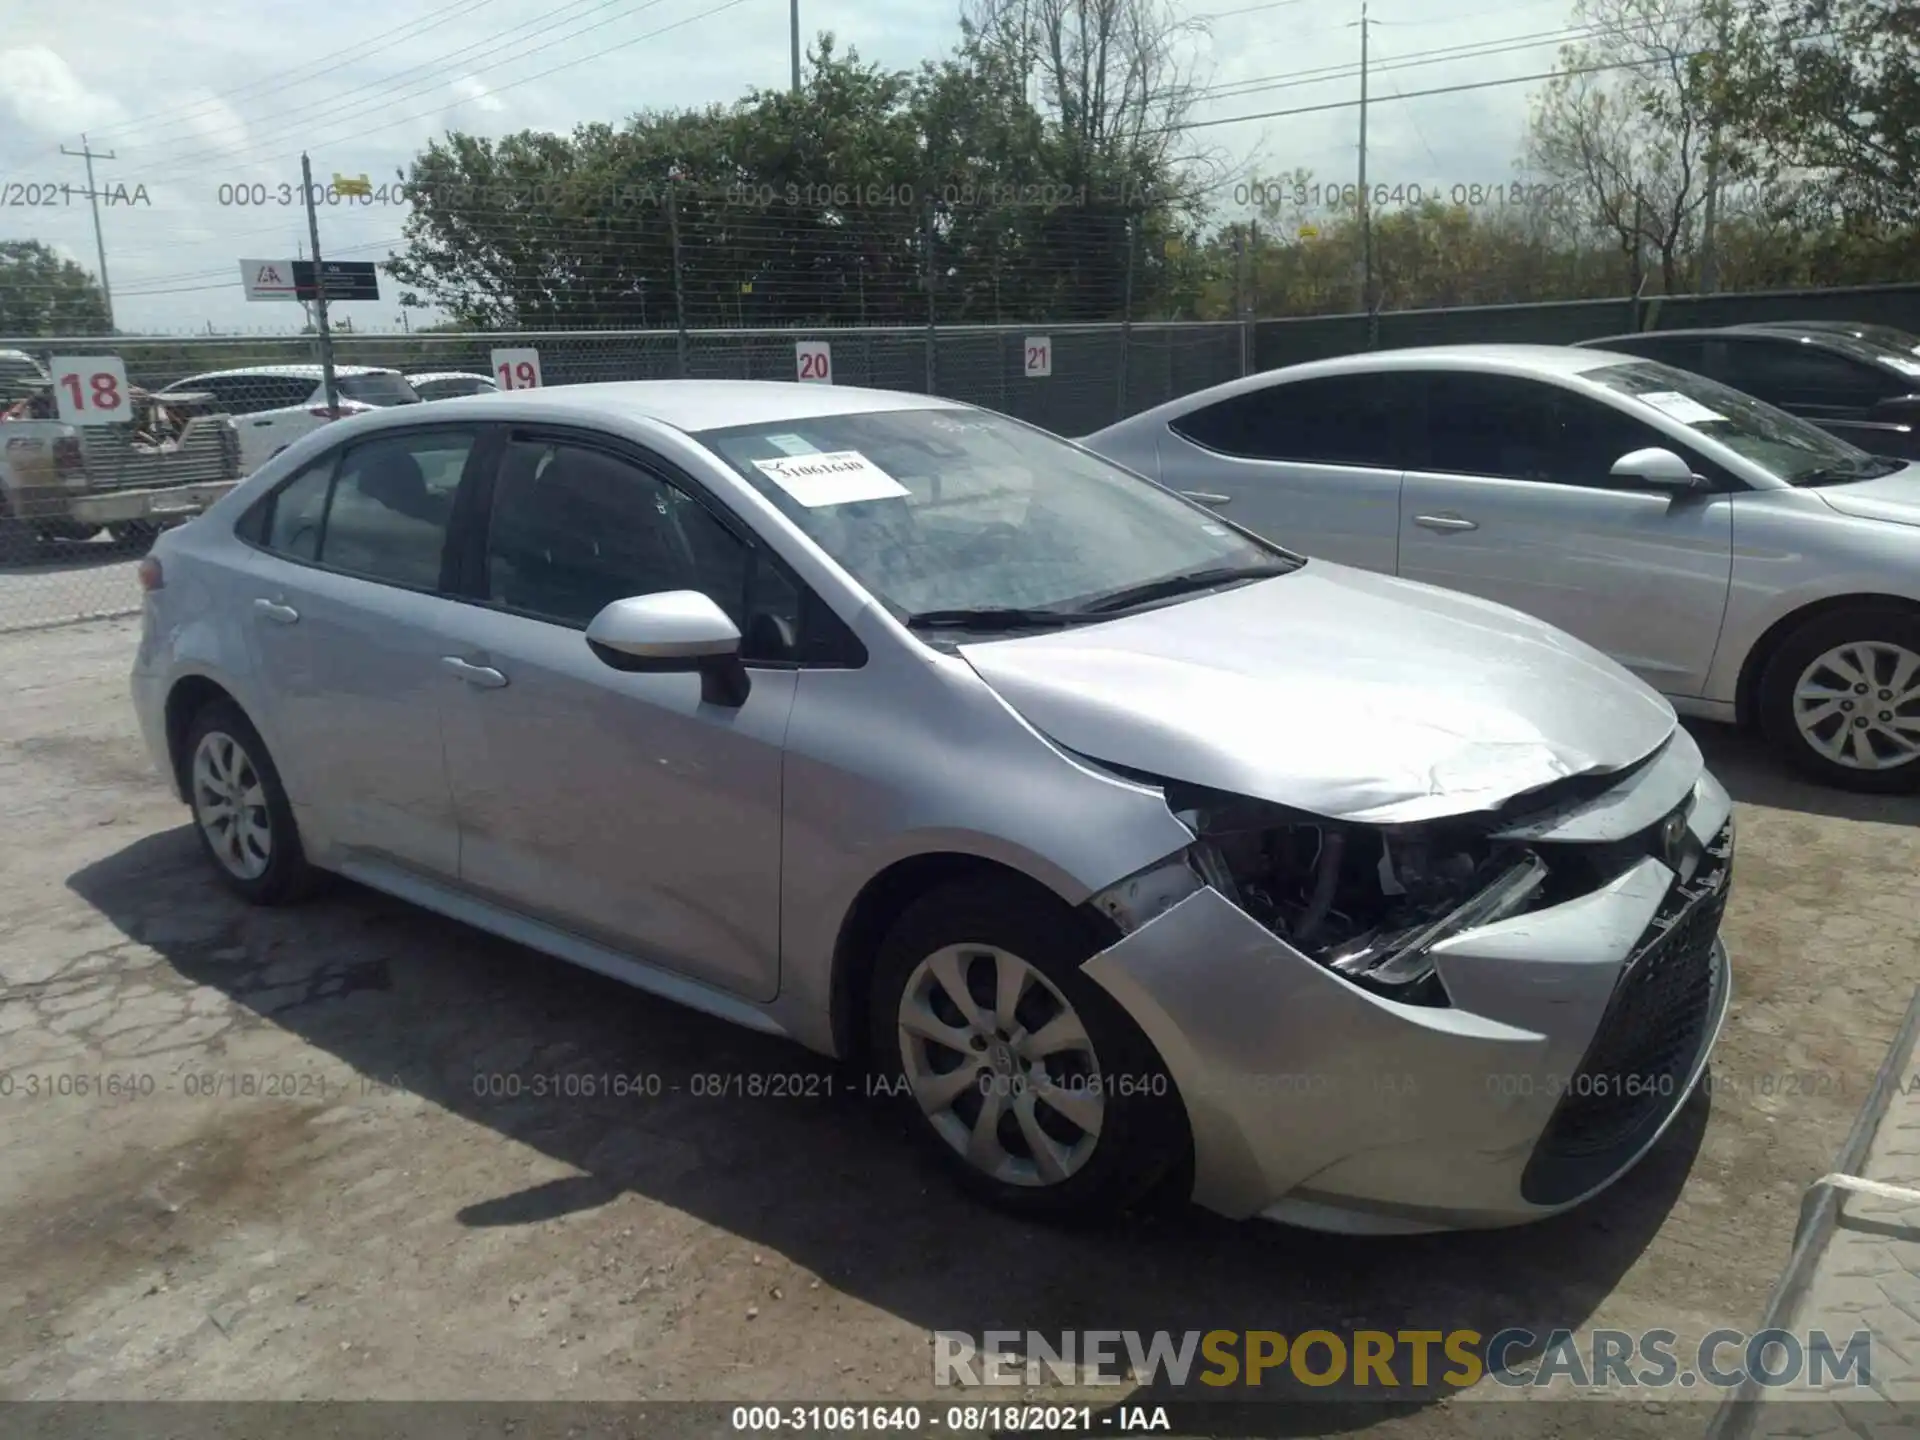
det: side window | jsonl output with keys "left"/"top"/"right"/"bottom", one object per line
{"left": 253, "top": 457, "right": 335, "bottom": 559}
{"left": 1171, "top": 374, "right": 1409, "bottom": 468}
{"left": 317, "top": 431, "right": 474, "bottom": 588}
{"left": 1718, "top": 340, "right": 1900, "bottom": 405}
{"left": 1420, "top": 374, "right": 1673, "bottom": 486}
{"left": 483, "top": 439, "right": 807, "bottom": 662}
{"left": 1620, "top": 336, "right": 1709, "bottom": 374}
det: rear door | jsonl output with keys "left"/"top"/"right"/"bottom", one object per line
{"left": 236, "top": 424, "right": 489, "bottom": 876}
{"left": 1397, "top": 371, "right": 1734, "bottom": 698}
{"left": 1157, "top": 371, "right": 1418, "bottom": 571}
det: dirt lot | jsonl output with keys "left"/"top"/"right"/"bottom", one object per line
{"left": 2, "top": 617, "right": 1918, "bottom": 1436}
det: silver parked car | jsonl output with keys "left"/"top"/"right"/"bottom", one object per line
{"left": 132, "top": 380, "right": 1733, "bottom": 1233}
{"left": 1085, "top": 344, "right": 1920, "bottom": 792}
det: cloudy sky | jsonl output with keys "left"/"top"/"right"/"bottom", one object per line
{"left": 0, "top": 0, "right": 1582, "bottom": 333}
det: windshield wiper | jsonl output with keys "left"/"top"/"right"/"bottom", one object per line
{"left": 904, "top": 606, "right": 1097, "bottom": 632}
{"left": 1795, "top": 457, "right": 1904, "bottom": 487}
{"left": 1073, "top": 561, "right": 1299, "bottom": 615}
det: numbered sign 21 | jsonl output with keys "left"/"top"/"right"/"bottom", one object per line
{"left": 796, "top": 340, "right": 832, "bottom": 385}
{"left": 50, "top": 355, "right": 132, "bottom": 425}
{"left": 491, "top": 348, "right": 543, "bottom": 390}
{"left": 1023, "top": 336, "right": 1053, "bottom": 378}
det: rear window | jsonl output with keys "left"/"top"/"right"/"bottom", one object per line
{"left": 337, "top": 373, "right": 421, "bottom": 407}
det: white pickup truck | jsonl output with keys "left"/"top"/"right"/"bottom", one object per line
{"left": 0, "top": 352, "right": 243, "bottom": 560}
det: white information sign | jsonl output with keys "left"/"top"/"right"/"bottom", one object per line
{"left": 50, "top": 355, "right": 132, "bottom": 425}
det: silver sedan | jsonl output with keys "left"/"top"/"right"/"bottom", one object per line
{"left": 1085, "top": 344, "right": 1920, "bottom": 792}
{"left": 131, "top": 379, "right": 1732, "bottom": 1233}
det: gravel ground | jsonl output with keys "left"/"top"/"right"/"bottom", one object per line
{"left": 2, "top": 617, "right": 1917, "bottom": 1439}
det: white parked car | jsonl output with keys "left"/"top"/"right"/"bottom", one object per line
{"left": 157, "top": 365, "right": 421, "bottom": 473}
{"left": 406, "top": 371, "right": 498, "bottom": 402}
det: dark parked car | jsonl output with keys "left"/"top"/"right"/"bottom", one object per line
{"left": 1578, "top": 326, "right": 1920, "bottom": 460}
{"left": 1733, "top": 320, "right": 1920, "bottom": 358}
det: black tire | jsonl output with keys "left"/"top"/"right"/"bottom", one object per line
{"left": 1758, "top": 604, "right": 1920, "bottom": 793}
{"left": 108, "top": 520, "right": 159, "bottom": 551}
{"left": 0, "top": 516, "right": 35, "bottom": 564}
{"left": 181, "top": 699, "right": 321, "bottom": 904}
{"left": 867, "top": 877, "right": 1188, "bottom": 1220}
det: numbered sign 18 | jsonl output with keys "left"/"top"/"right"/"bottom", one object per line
{"left": 491, "top": 348, "right": 543, "bottom": 391}
{"left": 1023, "top": 336, "right": 1053, "bottom": 378}
{"left": 796, "top": 340, "right": 833, "bottom": 385}
{"left": 50, "top": 355, "right": 132, "bottom": 425}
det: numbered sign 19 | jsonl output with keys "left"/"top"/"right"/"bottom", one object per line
{"left": 1024, "top": 336, "right": 1053, "bottom": 378}
{"left": 491, "top": 348, "right": 543, "bottom": 391}
{"left": 796, "top": 340, "right": 832, "bottom": 385}
{"left": 50, "top": 355, "right": 132, "bottom": 425}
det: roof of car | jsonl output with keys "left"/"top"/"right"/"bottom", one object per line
{"left": 167, "top": 364, "right": 400, "bottom": 383}
{"left": 409, "top": 379, "right": 966, "bottom": 432}
{"left": 405, "top": 371, "right": 494, "bottom": 383}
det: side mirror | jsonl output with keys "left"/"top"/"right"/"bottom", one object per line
{"left": 1610, "top": 447, "right": 1709, "bottom": 492}
{"left": 585, "top": 591, "right": 751, "bottom": 707}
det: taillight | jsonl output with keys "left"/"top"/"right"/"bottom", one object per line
{"left": 137, "top": 556, "right": 164, "bottom": 591}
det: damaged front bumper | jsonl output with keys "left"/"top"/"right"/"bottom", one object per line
{"left": 1081, "top": 739, "right": 1734, "bottom": 1233}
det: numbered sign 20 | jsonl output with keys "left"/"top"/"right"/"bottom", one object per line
{"left": 796, "top": 340, "right": 832, "bottom": 385}
{"left": 1024, "top": 336, "right": 1053, "bottom": 378}
{"left": 50, "top": 355, "right": 132, "bottom": 425}
{"left": 491, "top": 348, "right": 543, "bottom": 390}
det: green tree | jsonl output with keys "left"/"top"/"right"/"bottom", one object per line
{"left": 0, "top": 240, "right": 112, "bottom": 336}
{"left": 1718, "top": 0, "right": 1920, "bottom": 226}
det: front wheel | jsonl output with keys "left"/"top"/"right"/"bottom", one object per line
{"left": 108, "top": 520, "right": 159, "bottom": 551}
{"left": 867, "top": 878, "right": 1187, "bottom": 1219}
{"left": 1759, "top": 605, "right": 1920, "bottom": 792}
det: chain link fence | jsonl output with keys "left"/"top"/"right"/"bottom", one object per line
{"left": 0, "top": 320, "right": 1247, "bottom": 633}
{"left": 6, "top": 276, "right": 1918, "bottom": 634}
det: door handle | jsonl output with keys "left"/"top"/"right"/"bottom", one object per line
{"left": 1413, "top": 513, "right": 1479, "bottom": 532}
{"left": 250, "top": 418, "right": 274, "bottom": 427}
{"left": 442, "top": 656, "right": 509, "bottom": 689}
{"left": 252, "top": 598, "right": 299, "bottom": 624}
{"left": 1181, "top": 491, "right": 1233, "bottom": 506}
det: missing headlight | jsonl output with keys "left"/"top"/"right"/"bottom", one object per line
{"left": 1173, "top": 786, "right": 1550, "bottom": 1006}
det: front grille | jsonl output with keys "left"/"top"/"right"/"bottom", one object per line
{"left": 1520, "top": 820, "right": 1732, "bottom": 1207}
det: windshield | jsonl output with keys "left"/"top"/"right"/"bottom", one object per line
{"left": 337, "top": 373, "right": 422, "bottom": 407}
{"left": 1586, "top": 360, "right": 1886, "bottom": 485}
{"left": 696, "top": 407, "right": 1297, "bottom": 624}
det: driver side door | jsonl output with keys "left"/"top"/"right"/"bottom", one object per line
{"left": 1396, "top": 371, "right": 1735, "bottom": 699}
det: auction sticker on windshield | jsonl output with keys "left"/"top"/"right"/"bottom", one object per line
{"left": 1640, "top": 390, "right": 1728, "bottom": 426}
{"left": 752, "top": 450, "right": 912, "bottom": 507}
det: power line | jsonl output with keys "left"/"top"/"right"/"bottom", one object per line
{"left": 76, "top": 0, "right": 509, "bottom": 152}
{"left": 134, "top": 0, "right": 695, "bottom": 183}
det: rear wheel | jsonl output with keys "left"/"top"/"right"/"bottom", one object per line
{"left": 867, "top": 878, "right": 1186, "bottom": 1219}
{"left": 182, "top": 700, "right": 319, "bottom": 904}
{"left": 1759, "top": 605, "right": 1920, "bottom": 792}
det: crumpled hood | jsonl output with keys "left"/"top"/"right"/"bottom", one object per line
{"left": 959, "top": 562, "right": 1677, "bottom": 825}
{"left": 1818, "top": 465, "right": 1920, "bottom": 528}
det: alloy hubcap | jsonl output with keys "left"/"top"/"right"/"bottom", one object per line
{"left": 896, "top": 945, "right": 1105, "bottom": 1187}
{"left": 1792, "top": 642, "right": 1920, "bottom": 771}
{"left": 192, "top": 731, "right": 273, "bottom": 879}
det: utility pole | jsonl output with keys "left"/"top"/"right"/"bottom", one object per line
{"left": 1350, "top": 3, "right": 1377, "bottom": 343}
{"left": 790, "top": 0, "right": 801, "bottom": 91}
{"left": 1698, "top": 0, "right": 1730, "bottom": 294}
{"left": 60, "top": 134, "right": 117, "bottom": 331}
{"left": 300, "top": 153, "right": 340, "bottom": 414}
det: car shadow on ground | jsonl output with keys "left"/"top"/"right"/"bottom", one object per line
{"left": 68, "top": 827, "right": 1706, "bottom": 1419}
{"left": 1684, "top": 720, "right": 1920, "bottom": 827}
